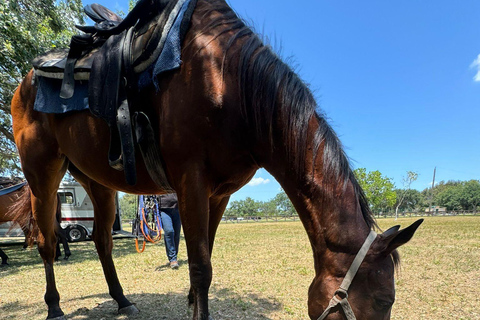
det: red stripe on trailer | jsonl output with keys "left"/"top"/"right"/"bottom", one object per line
{"left": 62, "top": 217, "right": 94, "bottom": 221}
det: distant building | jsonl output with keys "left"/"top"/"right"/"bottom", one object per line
{"left": 425, "top": 206, "right": 447, "bottom": 214}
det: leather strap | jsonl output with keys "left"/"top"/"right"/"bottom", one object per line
{"left": 317, "top": 230, "right": 377, "bottom": 320}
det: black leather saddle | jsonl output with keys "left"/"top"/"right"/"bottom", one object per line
{"left": 33, "top": 0, "right": 197, "bottom": 189}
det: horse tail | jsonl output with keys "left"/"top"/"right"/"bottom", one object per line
{"left": 6, "top": 184, "right": 38, "bottom": 247}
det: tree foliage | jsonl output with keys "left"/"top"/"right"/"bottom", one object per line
{"left": 0, "top": 0, "right": 83, "bottom": 175}
{"left": 119, "top": 193, "right": 138, "bottom": 220}
{"left": 224, "top": 191, "right": 297, "bottom": 217}
{"left": 432, "top": 180, "right": 480, "bottom": 212}
{"left": 395, "top": 171, "right": 418, "bottom": 218}
{"left": 394, "top": 188, "right": 423, "bottom": 212}
{"left": 354, "top": 168, "right": 396, "bottom": 214}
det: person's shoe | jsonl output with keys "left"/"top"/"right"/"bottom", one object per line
{"left": 170, "top": 260, "right": 179, "bottom": 269}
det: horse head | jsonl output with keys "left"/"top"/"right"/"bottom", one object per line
{"left": 307, "top": 220, "right": 423, "bottom": 320}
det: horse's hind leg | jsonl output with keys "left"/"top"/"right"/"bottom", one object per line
{"left": 28, "top": 171, "right": 68, "bottom": 319}
{"left": 71, "top": 169, "right": 138, "bottom": 315}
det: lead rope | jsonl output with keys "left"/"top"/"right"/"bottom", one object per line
{"left": 135, "top": 195, "right": 163, "bottom": 253}
{"left": 317, "top": 230, "right": 377, "bottom": 320}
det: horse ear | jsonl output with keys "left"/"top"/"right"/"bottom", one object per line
{"left": 379, "top": 219, "right": 423, "bottom": 255}
{"left": 382, "top": 225, "right": 400, "bottom": 237}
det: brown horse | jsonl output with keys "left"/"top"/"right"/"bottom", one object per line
{"left": 0, "top": 183, "right": 70, "bottom": 265}
{"left": 11, "top": 0, "right": 422, "bottom": 319}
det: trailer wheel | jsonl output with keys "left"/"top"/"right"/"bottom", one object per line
{"left": 66, "top": 225, "right": 87, "bottom": 242}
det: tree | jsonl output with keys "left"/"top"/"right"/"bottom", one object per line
{"left": 460, "top": 180, "right": 480, "bottom": 213}
{"left": 395, "top": 171, "right": 418, "bottom": 219}
{"left": 436, "top": 184, "right": 462, "bottom": 211}
{"left": 394, "top": 188, "right": 423, "bottom": 215}
{"left": 224, "top": 197, "right": 260, "bottom": 217}
{"left": 272, "top": 191, "right": 297, "bottom": 216}
{"left": 257, "top": 200, "right": 277, "bottom": 217}
{"left": 0, "top": 0, "right": 83, "bottom": 174}
{"left": 119, "top": 193, "right": 138, "bottom": 220}
{"left": 354, "top": 168, "right": 396, "bottom": 215}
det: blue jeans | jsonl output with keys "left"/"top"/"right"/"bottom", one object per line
{"left": 160, "top": 208, "right": 181, "bottom": 262}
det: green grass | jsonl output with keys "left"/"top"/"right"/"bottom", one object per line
{"left": 0, "top": 216, "right": 479, "bottom": 319}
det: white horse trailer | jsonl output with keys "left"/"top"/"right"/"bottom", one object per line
{"left": 58, "top": 181, "right": 122, "bottom": 241}
{"left": 0, "top": 181, "right": 122, "bottom": 242}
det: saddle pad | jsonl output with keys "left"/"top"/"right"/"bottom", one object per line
{"left": 34, "top": 77, "right": 89, "bottom": 113}
{"left": 138, "top": 0, "right": 195, "bottom": 90}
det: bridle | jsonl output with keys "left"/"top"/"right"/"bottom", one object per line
{"left": 317, "top": 230, "right": 378, "bottom": 320}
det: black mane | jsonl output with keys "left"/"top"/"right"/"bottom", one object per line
{"left": 195, "top": 0, "right": 376, "bottom": 231}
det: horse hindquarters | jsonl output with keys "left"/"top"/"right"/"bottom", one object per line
{"left": 12, "top": 71, "right": 69, "bottom": 318}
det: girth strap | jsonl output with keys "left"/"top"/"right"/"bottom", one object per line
{"left": 317, "top": 230, "right": 377, "bottom": 320}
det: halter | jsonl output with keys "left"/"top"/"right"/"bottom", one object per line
{"left": 317, "top": 230, "right": 377, "bottom": 320}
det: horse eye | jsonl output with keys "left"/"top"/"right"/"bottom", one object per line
{"left": 375, "top": 298, "right": 393, "bottom": 310}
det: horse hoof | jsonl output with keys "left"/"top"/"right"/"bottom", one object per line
{"left": 208, "top": 316, "right": 214, "bottom": 320}
{"left": 47, "top": 316, "right": 67, "bottom": 320}
{"left": 118, "top": 304, "right": 139, "bottom": 315}
{"left": 63, "top": 256, "right": 69, "bottom": 261}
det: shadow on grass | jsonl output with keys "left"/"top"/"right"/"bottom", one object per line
{"left": 0, "top": 238, "right": 154, "bottom": 277}
{"left": 2, "top": 290, "right": 281, "bottom": 320}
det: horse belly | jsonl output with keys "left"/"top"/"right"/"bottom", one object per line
{"left": 53, "top": 112, "right": 161, "bottom": 194}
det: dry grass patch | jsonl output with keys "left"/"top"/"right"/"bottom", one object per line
{"left": 0, "top": 216, "right": 478, "bottom": 319}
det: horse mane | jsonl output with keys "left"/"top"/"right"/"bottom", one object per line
{"left": 194, "top": 0, "right": 376, "bottom": 231}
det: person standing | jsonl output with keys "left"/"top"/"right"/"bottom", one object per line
{"left": 158, "top": 193, "right": 181, "bottom": 269}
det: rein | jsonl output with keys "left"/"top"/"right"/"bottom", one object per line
{"left": 317, "top": 230, "right": 377, "bottom": 320}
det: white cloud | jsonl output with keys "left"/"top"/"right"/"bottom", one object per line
{"left": 471, "top": 54, "right": 480, "bottom": 82}
{"left": 247, "top": 177, "right": 271, "bottom": 186}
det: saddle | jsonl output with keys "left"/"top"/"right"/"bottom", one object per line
{"left": 32, "top": 0, "right": 197, "bottom": 189}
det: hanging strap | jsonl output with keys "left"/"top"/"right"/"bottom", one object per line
{"left": 317, "top": 230, "right": 377, "bottom": 320}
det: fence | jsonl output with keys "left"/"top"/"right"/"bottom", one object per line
{"left": 374, "top": 210, "right": 478, "bottom": 218}
{"left": 221, "top": 216, "right": 300, "bottom": 223}
{"left": 220, "top": 210, "right": 478, "bottom": 223}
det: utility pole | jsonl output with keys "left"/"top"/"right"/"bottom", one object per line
{"left": 429, "top": 167, "right": 436, "bottom": 215}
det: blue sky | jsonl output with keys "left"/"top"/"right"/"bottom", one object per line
{"left": 87, "top": 0, "right": 480, "bottom": 202}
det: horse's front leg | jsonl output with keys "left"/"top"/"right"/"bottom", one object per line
{"left": 188, "top": 196, "right": 230, "bottom": 307}
{"left": 80, "top": 179, "right": 139, "bottom": 315}
{"left": 177, "top": 173, "right": 214, "bottom": 320}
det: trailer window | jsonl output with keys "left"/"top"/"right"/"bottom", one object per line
{"left": 58, "top": 192, "right": 74, "bottom": 204}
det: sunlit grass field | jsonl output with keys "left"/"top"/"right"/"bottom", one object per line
{"left": 0, "top": 216, "right": 479, "bottom": 319}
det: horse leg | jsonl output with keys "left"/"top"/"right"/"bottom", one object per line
{"left": 178, "top": 174, "right": 221, "bottom": 320}
{"left": 0, "top": 248, "right": 8, "bottom": 265}
{"left": 30, "top": 185, "right": 67, "bottom": 319}
{"left": 74, "top": 175, "right": 138, "bottom": 315}
{"left": 188, "top": 196, "right": 230, "bottom": 306}
{"left": 13, "top": 70, "right": 67, "bottom": 318}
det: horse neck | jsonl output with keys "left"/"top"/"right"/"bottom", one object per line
{"left": 192, "top": 0, "right": 372, "bottom": 254}
{"left": 261, "top": 116, "right": 372, "bottom": 262}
